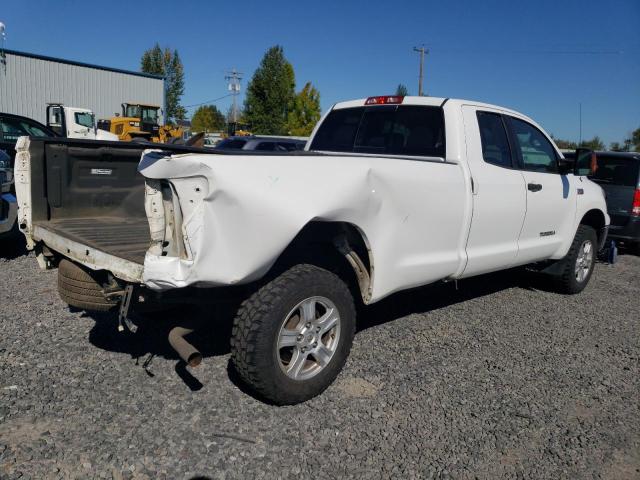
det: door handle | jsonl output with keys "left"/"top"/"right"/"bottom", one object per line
{"left": 527, "top": 183, "right": 543, "bottom": 192}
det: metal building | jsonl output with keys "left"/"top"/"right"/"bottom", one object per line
{"left": 0, "top": 49, "right": 165, "bottom": 124}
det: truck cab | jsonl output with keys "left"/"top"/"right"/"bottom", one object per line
{"left": 46, "top": 104, "right": 118, "bottom": 141}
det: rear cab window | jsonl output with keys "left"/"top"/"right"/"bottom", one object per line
{"left": 310, "top": 105, "right": 445, "bottom": 158}
{"left": 591, "top": 155, "right": 640, "bottom": 187}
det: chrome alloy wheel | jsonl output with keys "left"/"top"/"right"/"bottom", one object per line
{"left": 575, "top": 239, "right": 594, "bottom": 283}
{"left": 277, "top": 296, "right": 341, "bottom": 381}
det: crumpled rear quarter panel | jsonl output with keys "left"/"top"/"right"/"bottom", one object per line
{"left": 139, "top": 152, "right": 467, "bottom": 302}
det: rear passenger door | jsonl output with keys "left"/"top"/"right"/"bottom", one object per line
{"left": 461, "top": 106, "right": 527, "bottom": 277}
{"left": 506, "top": 116, "right": 577, "bottom": 262}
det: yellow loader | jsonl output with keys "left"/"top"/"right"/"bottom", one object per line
{"left": 100, "top": 103, "right": 183, "bottom": 143}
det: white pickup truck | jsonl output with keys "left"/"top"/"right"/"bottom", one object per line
{"left": 15, "top": 95, "right": 609, "bottom": 404}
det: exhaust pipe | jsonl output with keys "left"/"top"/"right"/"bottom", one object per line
{"left": 168, "top": 326, "right": 203, "bottom": 367}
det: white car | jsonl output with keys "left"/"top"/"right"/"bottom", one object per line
{"left": 15, "top": 95, "right": 609, "bottom": 404}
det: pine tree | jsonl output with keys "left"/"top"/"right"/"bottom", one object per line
{"left": 395, "top": 84, "right": 409, "bottom": 96}
{"left": 244, "top": 46, "right": 296, "bottom": 135}
{"left": 191, "top": 105, "right": 226, "bottom": 133}
{"left": 287, "top": 82, "right": 321, "bottom": 136}
{"left": 140, "top": 44, "right": 185, "bottom": 122}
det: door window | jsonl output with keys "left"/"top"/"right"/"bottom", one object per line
{"left": 508, "top": 117, "right": 558, "bottom": 173}
{"left": 74, "top": 112, "right": 95, "bottom": 129}
{"left": 476, "top": 112, "right": 513, "bottom": 168}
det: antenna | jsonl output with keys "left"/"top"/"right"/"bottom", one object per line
{"left": 225, "top": 68, "right": 243, "bottom": 124}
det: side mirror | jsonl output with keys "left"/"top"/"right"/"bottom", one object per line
{"left": 575, "top": 148, "right": 596, "bottom": 176}
{"left": 558, "top": 157, "right": 574, "bottom": 175}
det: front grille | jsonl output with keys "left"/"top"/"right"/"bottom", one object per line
{"left": 141, "top": 123, "right": 160, "bottom": 134}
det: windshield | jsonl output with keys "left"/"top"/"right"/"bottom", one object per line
{"left": 310, "top": 105, "right": 445, "bottom": 157}
{"left": 74, "top": 112, "right": 95, "bottom": 129}
{"left": 125, "top": 104, "right": 140, "bottom": 118}
{"left": 124, "top": 105, "right": 159, "bottom": 124}
{"left": 141, "top": 107, "right": 159, "bottom": 124}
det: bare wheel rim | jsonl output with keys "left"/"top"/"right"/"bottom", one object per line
{"left": 277, "top": 296, "right": 341, "bottom": 381}
{"left": 574, "top": 239, "right": 594, "bottom": 283}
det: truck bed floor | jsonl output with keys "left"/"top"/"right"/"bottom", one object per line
{"left": 37, "top": 217, "right": 150, "bottom": 265}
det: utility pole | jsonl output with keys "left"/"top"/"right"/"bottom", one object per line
{"left": 413, "top": 45, "right": 428, "bottom": 96}
{"left": 0, "top": 21, "right": 6, "bottom": 74}
{"left": 225, "top": 68, "right": 243, "bottom": 128}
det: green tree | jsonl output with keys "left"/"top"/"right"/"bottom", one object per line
{"left": 286, "top": 82, "right": 321, "bottom": 136}
{"left": 395, "top": 84, "right": 409, "bottom": 96}
{"left": 191, "top": 105, "right": 226, "bottom": 133}
{"left": 551, "top": 135, "right": 578, "bottom": 150}
{"left": 579, "top": 136, "right": 605, "bottom": 151}
{"left": 140, "top": 44, "right": 185, "bottom": 121}
{"left": 244, "top": 46, "right": 296, "bottom": 135}
{"left": 632, "top": 127, "right": 640, "bottom": 152}
{"left": 609, "top": 141, "right": 623, "bottom": 151}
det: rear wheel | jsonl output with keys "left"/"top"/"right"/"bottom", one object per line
{"left": 230, "top": 264, "right": 356, "bottom": 405}
{"left": 58, "top": 259, "right": 118, "bottom": 312}
{"left": 548, "top": 225, "right": 597, "bottom": 294}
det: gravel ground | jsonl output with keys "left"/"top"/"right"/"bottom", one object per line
{"left": 0, "top": 248, "right": 638, "bottom": 480}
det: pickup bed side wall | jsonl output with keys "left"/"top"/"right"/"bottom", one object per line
{"left": 139, "top": 152, "right": 469, "bottom": 302}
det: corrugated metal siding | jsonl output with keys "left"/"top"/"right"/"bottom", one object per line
{"left": 0, "top": 52, "right": 165, "bottom": 124}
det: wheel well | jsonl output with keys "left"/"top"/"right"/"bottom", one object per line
{"left": 268, "top": 221, "right": 373, "bottom": 303}
{"left": 580, "top": 209, "right": 606, "bottom": 244}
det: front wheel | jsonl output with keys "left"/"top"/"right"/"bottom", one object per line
{"left": 549, "top": 225, "right": 597, "bottom": 294}
{"left": 230, "top": 264, "right": 356, "bottom": 405}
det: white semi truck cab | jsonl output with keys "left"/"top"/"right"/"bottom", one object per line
{"left": 15, "top": 95, "right": 609, "bottom": 404}
{"left": 46, "top": 104, "right": 118, "bottom": 141}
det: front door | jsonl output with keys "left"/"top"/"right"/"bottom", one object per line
{"left": 506, "top": 116, "right": 577, "bottom": 263}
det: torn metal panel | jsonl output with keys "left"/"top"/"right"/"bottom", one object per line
{"left": 138, "top": 150, "right": 469, "bottom": 302}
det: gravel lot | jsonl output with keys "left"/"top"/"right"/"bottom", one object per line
{"left": 1, "top": 247, "right": 638, "bottom": 480}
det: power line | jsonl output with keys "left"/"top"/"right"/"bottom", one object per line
{"left": 184, "top": 93, "right": 233, "bottom": 109}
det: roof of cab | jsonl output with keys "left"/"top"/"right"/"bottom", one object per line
{"left": 331, "top": 96, "right": 538, "bottom": 129}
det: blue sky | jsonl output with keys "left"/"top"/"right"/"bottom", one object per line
{"left": 2, "top": 0, "right": 639, "bottom": 144}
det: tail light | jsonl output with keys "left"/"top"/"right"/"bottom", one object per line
{"left": 632, "top": 188, "right": 640, "bottom": 216}
{"left": 365, "top": 95, "right": 404, "bottom": 105}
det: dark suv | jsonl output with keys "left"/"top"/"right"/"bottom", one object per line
{"left": 0, "top": 113, "right": 57, "bottom": 240}
{"left": 1, "top": 112, "right": 58, "bottom": 166}
{"left": 588, "top": 152, "right": 640, "bottom": 251}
